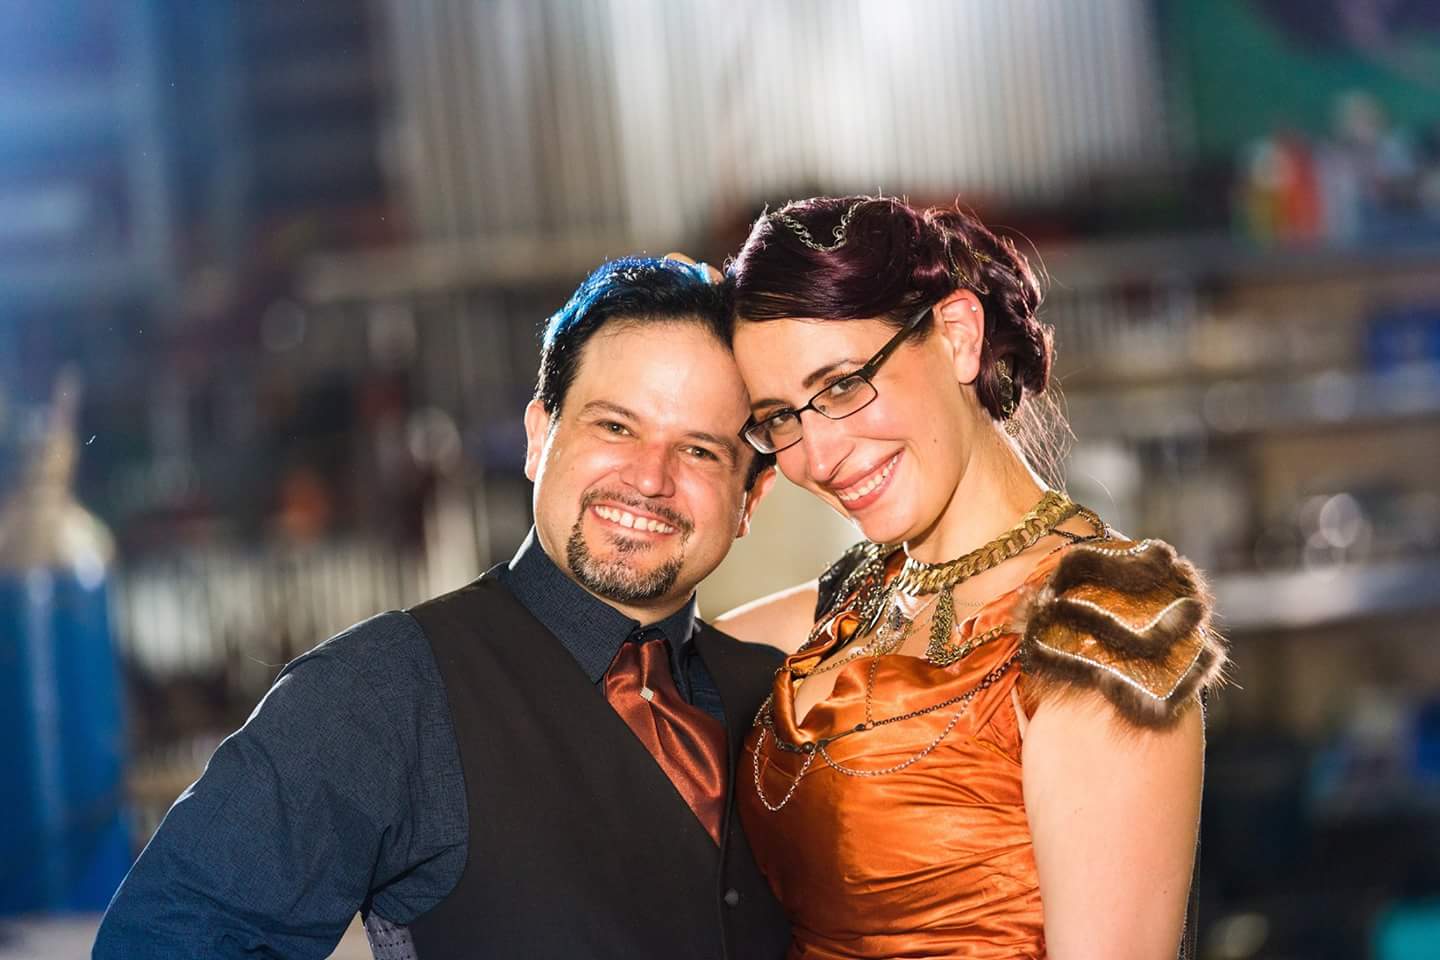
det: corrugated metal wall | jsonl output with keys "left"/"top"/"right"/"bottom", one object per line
{"left": 375, "top": 0, "right": 1171, "bottom": 245}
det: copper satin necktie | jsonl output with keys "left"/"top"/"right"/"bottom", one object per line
{"left": 603, "top": 633, "right": 727, "bottom": 845}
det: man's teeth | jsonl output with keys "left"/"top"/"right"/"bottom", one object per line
{"left": 837, "top": 455, "right": 899, "bottom": 503}
{"left": 594, "top": 505, "right": 676, "bottom": 534}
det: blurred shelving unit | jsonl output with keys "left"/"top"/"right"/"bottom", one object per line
{"left": 1210, "top": 557, "right": 1440, "bottom": 631}
{"left": 0, "top": 1, "right": 174, "bottom": 314}
{"left": 296, "top": 232, "right": 638, "bottom": 567}
{"left": 0, "top": 3, "right": 448, "bottom": 844}
{"left": 1040, "top": 230, "right": 1440, "bottom": 956}
{"left": 1041, "top": 231, "right": 1440, "bottom": 290}
{"left": 1042, "top": 231, "right": 1440, "bottom": 588}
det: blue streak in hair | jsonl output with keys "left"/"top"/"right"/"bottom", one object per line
{"left": 542, "top": 256, "right": 713, "bottom": 347}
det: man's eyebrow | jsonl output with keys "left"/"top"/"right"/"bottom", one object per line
{"left": 579, "top": 400, "right": 637, "bottom": 420}
{"left": 750, "top": 359, "right": 866, "bottom": 411}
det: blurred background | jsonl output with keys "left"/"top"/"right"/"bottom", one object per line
{"left": 3, "top": 1, "right": 1440, "bottom": 957}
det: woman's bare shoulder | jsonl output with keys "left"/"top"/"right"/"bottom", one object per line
{"left": 714, "top": 581, "right": 819, "bottom": 654}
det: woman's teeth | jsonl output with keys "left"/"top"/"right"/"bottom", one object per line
{"left": 837, "top": 454, "right": 899, "bottom": 503}
{"left": 594, "top": 505, "right": 675, "bottom": 534}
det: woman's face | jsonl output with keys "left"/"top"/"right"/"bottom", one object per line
{"left": 732, "top": 314, "right": 978, "bottom": 546}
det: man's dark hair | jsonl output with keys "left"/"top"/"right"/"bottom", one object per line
{"left": 535, "top": 256, "right": 775, "bottom": 488}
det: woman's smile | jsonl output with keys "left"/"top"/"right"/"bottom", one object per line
{"left": 828, "top": 451, "right": 903, "bottom": 510}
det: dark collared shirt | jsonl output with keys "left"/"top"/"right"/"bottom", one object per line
{"left": 94, "top": 530, "right": 724, "bottom": 960}
{"left": 499, "top": 528, "right": 724, "bottom": 720}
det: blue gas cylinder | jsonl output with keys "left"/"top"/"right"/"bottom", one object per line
{"left": 0, "top": 381, "right": 131, "bottom": 913}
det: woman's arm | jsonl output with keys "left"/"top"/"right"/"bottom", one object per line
{"left": 713, "top": 580, "right": 818, "bottom": 654}
{"left": 1022, "top": 697, "right": 1204, "bottom": 960}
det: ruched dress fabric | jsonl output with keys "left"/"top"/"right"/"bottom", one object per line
{"left": 740, "top": 552, "right": 1067, "bottom": 960}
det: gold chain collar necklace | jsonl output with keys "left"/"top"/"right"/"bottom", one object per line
{"left": 892, "top": 490, "right": 1080, "bottom": 596}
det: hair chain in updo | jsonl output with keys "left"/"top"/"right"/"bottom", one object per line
{"left": 941, "top": 231, "right": 992, "bottom": 295}
{"left": 766, "top": 199, "right": 865, "bottom": 252}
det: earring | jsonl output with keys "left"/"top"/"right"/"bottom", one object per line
{"left": 969, "top": 304, "right": 978, "bottom": 312}
{"left": 995, "top": 358, "right": 1019, "bottom": 421}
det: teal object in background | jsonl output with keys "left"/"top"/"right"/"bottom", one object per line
{"left": 0, "top": 376, "right": 130, "bottom": 913}
{"left": 1161, "top": 0, "right": 1440, "bottom": 160}
{"left": 1374, "top": 900, "right": 1440, "bottom": 960}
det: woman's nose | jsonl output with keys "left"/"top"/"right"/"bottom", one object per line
{"left": 798, "top": 412, "right": 853, "bottom": 487}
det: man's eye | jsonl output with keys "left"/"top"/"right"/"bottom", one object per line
{"left": 685, "top": 446, "right": 718, "bottom": 461}
{"left": 599, "top": 421, "right": 630, "bottom": 435}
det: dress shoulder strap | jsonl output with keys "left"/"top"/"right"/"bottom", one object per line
{"left": 1018, "top": 538, "right": 1227, "bottom": 728}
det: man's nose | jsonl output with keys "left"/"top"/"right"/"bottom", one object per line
{"left": 620, "top": 442, "right": 677, "bottom": 499}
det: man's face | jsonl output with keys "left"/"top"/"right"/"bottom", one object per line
{"left": 524, "top": 320, "right": 773, "bottom": 616}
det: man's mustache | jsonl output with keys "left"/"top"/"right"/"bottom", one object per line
{"left": 580, "top": 488, "right": 693, "bottom": 535}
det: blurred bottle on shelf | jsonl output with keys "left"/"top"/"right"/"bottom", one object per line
{"left": 1365, "top": 302, "right": 1440, "bottom": 374}
{"left": 1237, "top": 90, "right": 1440, "bottom": 248}
{"left": 0, "top": 372, "right": 131, "bottom": 914}
{"left": 1238, "top": 129, "right": 1323, "bottom": 247}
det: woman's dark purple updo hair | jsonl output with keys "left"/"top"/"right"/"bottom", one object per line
{"left": 728, "top": 196, "right": 1053, "bottom": 426}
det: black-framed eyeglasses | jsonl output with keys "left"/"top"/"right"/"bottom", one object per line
{"left": 740, "top": 302, "right": 933, "bottom": 455}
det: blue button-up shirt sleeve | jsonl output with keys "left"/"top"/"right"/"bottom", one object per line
{"left": 94, "top": 612, "right": 466, "bottom": 960}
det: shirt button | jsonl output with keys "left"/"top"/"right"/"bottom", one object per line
{"left": 723, "top": 889, "right": 741, "bottom": 907}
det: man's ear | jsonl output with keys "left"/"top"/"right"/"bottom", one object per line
{"left": 522, "top": 398, "right": 552, "bottom": 482}
{"left": 735, "top": 465, "right": 778, "bottom": 538}
{"left": 933, "top": 290, "right": 985, "bottom": 385}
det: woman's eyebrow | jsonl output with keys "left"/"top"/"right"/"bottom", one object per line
{"left": 801, "top": 358, "right": 865, "bottom": 389}
{"left": 751, "top": 358, "right": 866, "bottom": 411}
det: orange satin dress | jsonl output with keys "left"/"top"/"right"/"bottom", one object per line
{"left": 740, "top": 552, "right": 1066, "bottom": 960}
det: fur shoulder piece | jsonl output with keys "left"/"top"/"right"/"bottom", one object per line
{"left": 1019, "top": 539, "right": 1227, "bottom": 728}
{"left": 814, "top": 540, "right": 887, "bottom": 621}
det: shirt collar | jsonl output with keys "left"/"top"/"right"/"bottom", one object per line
{"left": 498, "top": 527, "right": 699, "bottom": 682}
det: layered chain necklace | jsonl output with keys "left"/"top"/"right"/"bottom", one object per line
{"left": 890, "top": 489, "right": 1081, "bottom": 663}
{"left": 753, "top": 490, "right": 1084, "bottom": 811}
{"left": 796, "top": 590, "right": 949, "bottom": 683}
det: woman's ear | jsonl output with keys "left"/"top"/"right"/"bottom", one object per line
{"left": 932, "top": 290, "right": 985, "bottom": 384}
